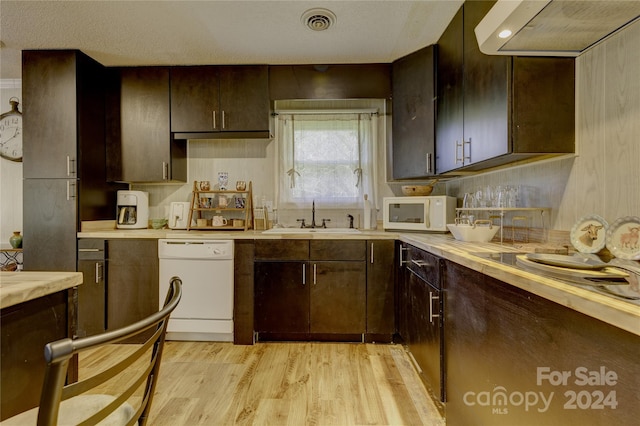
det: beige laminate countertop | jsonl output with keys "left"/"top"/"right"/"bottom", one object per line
{"left": 77, "top": 226, "right": 640, "bottom": 337}
{"left": 0, "top": 271, "right": 83, "bottom": 309}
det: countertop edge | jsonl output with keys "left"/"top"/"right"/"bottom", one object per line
{"left": 0, "top": 271, "right": 83, "bottom": 309}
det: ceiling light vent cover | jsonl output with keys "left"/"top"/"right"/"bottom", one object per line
{"left": 302, "top": 8, "right": 336, "bottom": 31}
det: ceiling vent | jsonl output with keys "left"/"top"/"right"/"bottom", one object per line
{"left": 302, "top": 8, "right": 336, "bottom": 31}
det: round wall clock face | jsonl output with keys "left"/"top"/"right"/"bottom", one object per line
{"left": 0, "top": 98, "right": 23, "bottom": 162}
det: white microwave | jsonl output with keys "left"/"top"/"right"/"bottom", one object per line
{"left": 383, "top": 196, "right": 456, "bottom": 232}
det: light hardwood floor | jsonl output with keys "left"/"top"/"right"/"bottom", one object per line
{"left": 80, "top": 341, "right": 444, "bottom": 426}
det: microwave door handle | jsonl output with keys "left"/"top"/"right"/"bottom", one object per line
{"left": 424, "top": 199, "right": 430, "bottom": 228}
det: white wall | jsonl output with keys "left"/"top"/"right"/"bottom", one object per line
{"left": 0, "top": 82, "right": 23, "bottom": 248}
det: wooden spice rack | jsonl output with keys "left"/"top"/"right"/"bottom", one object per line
{"left": 187, "top": 181, "right": 254, "bottom": 231}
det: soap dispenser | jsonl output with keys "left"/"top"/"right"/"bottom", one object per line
{"left": 363, "top": 194, "right": 372, "bottom": 230}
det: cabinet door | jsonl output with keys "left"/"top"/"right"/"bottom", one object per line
{"left": 22, "top": 179, "right": 77, "bottom": 272}
{"left": 435, "top": 6, "right": 464, "bottom": 174}
{"left": 76, "top": 259, "right": 106, "bottom": 337}
{"left": 407, "top": 270, "right": 443, "bottom": 402}
{"left": 366, "top": 240, "right": 395, "bottom": 337}
{"left": 22, "top": 51, "right": 78, "bottom": 179}
{"left": 444, "top": 261, "right": 639, "bottom": 425}
{"left": 310, "top": 261, "right": 366, "bottom": 334}
{"left": 255, "top": 261, "right": 309, "bottom": 334}
{"left": 118, "top": 67, "right": 172, "bottom": 182}
{"left": 392, "top": 45, "right": 436, "bottom": 179}
{"left": 462, "top": 0, "right": 509, "bottom": 164}
{"left": 170, "top": 66, "right": 220, "bottom": 132}
{"left": 106, "top": 239, "right": 159, "bottom": 342}
{"left": 218, "top": 66, "right": 270, "bottom": 132}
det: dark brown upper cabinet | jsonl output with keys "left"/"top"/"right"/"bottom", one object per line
{"left": 22, "top": 50, "right": 122, "bottom": 271}
{"left": 391, "top": 45, "right": 437, "bottom": 179}
{"left": 106, "top": 67, "right": 186, "bottom": 183}
{"left": 170, "top": 65, "right": 270, "bottom": 138}
{"left": 435, "top": 1, "right": 575, "bottom": 174}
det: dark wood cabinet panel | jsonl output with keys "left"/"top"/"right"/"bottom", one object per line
{"left": 170, "top": 66, "right": 220, "bottom": 132}
{"left": 399, "top": 244, "right": 444, "bottom": 406}
{"left": 106, "top": 239, "right": 159, "bottom": 342}
{"left": 366, "top": 240, "right": 395, "bottom": 340}
{"left": 310, "top": 240, "right": 366, "bottom": 261}
{"left": 255, "top": 261, "right": 309, "bottom": 334}
{"left": 234, "top": 240, "right": 255, "bottom": 344}
{"left": 269, "top": 64, "right": 392, "bottom": 100}
{"left": 311, "top": 261, "right": 366, "bottom": 334}
{"left": 107, "top": 67, "right": 186, "bottom": 182}
{"left": 435, "top": 1, "right": 575, "bottom": 174}
{"left": 22, "top": 51, "right": 77, "bottom": 178}
{"left": 391, "top": 45, "right": 437, "bottom": 179}
{"left": 444, "top": 261, "right": 639, "bottom": 425}
{"left": 218, "top": 66, "right": 269, "bottom": 132}
{"left": 254, "top": 239, "right": 309, "bottom": 260}
{"left": 170, "top": 65, "right": 269, "bottom": 134}
{"left": 22, "top": 179, "right": 77, "bottom": 272}
{"left": 434, "top": 7, "right": 464, "bottom": 175}
{"left": 0, "top": 291, "right": 69, "bottom": 420}
{"left": 77, "top": 239, "right": 106, "bottom": 337}
{"left": 22, "top": 50, "right": 120, "bottom": 272}
{"left": 254, "top": 239, "right": 368, "bottom": 340}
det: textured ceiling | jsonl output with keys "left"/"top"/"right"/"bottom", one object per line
{"left": 0, "top": 0, "right": 464, "bottom": 79}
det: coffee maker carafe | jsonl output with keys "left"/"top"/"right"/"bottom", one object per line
{"left": 116, "top": 191, "right": 149, "bottom": 229}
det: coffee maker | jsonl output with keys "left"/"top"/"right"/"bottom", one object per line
{"left": 116, "top": 191, "right": 149, "bottom": 229}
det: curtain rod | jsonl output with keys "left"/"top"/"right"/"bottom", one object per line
{"left": 273, "top": 108, "right": 378, "bottom": 116}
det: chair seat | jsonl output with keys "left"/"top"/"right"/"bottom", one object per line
{"left": 1, "top": 394, "right": 136, "bottom": 426}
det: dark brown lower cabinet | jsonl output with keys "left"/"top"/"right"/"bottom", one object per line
{"left": 366, "top": 240, "right": 396, "bottom": 342}
{"left": 444, "top": 260, "right": 640, "bottom": 426}
{"left": 255, "top": 261, "right": 309, "bottom": 335}
{"left": 76, "top": 239, "right": 106, "bottom": 337}
{"left": 254, "top": 240, "right": 367, "bottom": 341}
{"left": 0, "top": 291, "right": 71, "bottom": 420}
{"left": 310, "top": 261, "right": 366, "bottom": 334}
{"left": 397, "top": 243, "right": 445, "bottom": 410}
{"left": 106, "top": 239, "right": 159, "bottom": 343}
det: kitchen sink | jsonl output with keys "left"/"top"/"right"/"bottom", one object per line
{"left": 262, "top": 228, "right": 361, "bottom": 234}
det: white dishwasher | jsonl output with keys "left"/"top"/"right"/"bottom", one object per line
{"left": 159, "top": 239, "right": 234, "bottom": 342}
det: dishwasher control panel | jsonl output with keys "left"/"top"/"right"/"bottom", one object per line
{"left": 158, "top": 239, "right": 234, "bottom": 260}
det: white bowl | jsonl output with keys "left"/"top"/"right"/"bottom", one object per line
{"left": 447, "top": 223, "right": 500, "bottom": 242}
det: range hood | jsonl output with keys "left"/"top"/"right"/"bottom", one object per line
{"left": 475, "top": 0, "right": 640, "bottom": 57}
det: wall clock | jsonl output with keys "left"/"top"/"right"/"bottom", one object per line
{"left": 0, "top": 97, "right": 23, "bottom": 162}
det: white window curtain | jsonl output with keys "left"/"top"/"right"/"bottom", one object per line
{"left": 274, "top": 112, "right": 378, "bottom": 210}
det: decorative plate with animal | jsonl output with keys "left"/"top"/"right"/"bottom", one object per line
{"left": 570, "top": 215, "right": 608, "bottom": 254}
{"left": 606, "top": 216, "right": 640, "bottom": 260}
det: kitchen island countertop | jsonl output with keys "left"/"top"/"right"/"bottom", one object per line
{"left": 0, "top": 271, "right": 83, "bottom": 309}
{"left": 77, "top": 226, "right": 639, "bottom": 337}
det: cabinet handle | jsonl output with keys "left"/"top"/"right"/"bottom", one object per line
{"left": 370, "top": 243, "right": 374, "bottom": 264}
{"left": 426, "top": 153, "right": 432, "bottom": 174}
{"left": 66, "top": 180, "right": 76, "bottom": 200}
{"left": 95, "top": 262, "right": 103, "bottom": 283}
{"left": 455, "top": 140, "right": 463, "bottom": 164}
{"left": 302, "top": 264, "right": 306, "bottom": 286}
{"left": 162, "top": 162, "right": 169, "bottom": 180}
{"left": 313, "top": 263, "right": 317, "bottom": 285}
{"left": 399, "top": 246, "right": 408, "bottom": 266}
{"left": 222, "top": 111, "right": 226, "bottom": 129}
{"left": 66, "top": 156, "right": 76, "bottom": 176}
{"left": 463, "top": 138, "right": 472, "bottom": 162}
{"left": 213, "top": 110, "right": 217, "bottom": 129}
{"left": 411, "top": 259, "right": 429, "bottom": 267}
{"left": 429, "top": 291, "right": 440, "bottom": 323}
